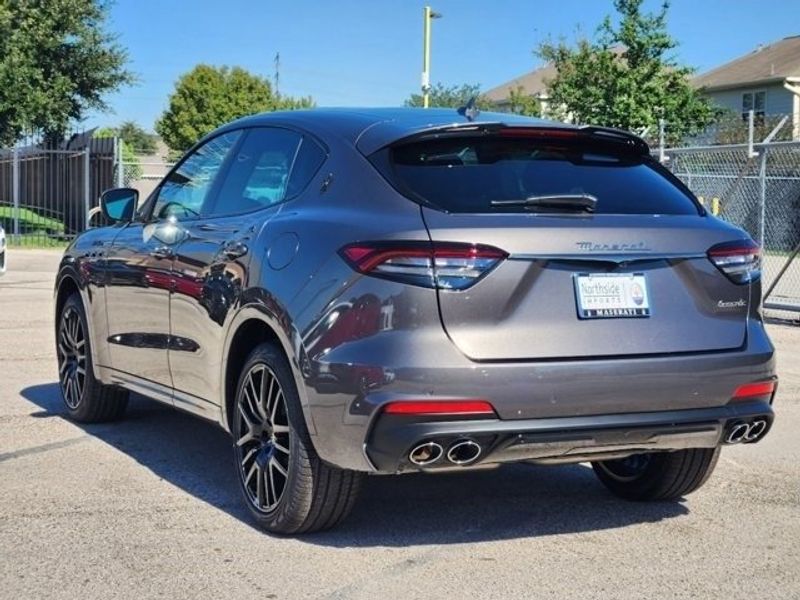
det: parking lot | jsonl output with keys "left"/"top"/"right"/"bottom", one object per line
{"left": 1, "top": 248, "right": 799, "bottom": 599}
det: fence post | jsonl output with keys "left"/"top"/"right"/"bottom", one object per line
{"left": 11, "top": 147, "right": 20, "bottom": 244}
{"left": 658, "top": 118, "right": 666, "bottom": 163}
{"left": 115, "top": 137, "right": 124, "bottom": 188}
{"left": 748, "top": 110, "right": 757, "bottom": 158}
{"left": 83, "top": 147, "right": 91, "bottom": 231}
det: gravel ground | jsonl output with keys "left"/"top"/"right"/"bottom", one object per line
{"left": 1, "top": 249, "right": 799, "bottom": 600}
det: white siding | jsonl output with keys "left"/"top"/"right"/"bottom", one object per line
{"left": 704, "top": 82, "right": 794, "bottom": 116}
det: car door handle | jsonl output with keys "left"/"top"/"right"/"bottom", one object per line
{"left": 150, "top": 246, "right": 174, "bottom": 259}
{"left": 222, "top": 241, "right": 248, "bottom": 260}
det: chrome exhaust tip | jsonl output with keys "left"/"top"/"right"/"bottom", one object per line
{"left": 744, "top": 419, "right": 768, "bottom": 442}
{"left": 725, "top": 422, "right": 749, "bottom": 444}
{"left": 409, "top": 442, "right": 444, "bottom": 466}
{"left": 446, "top": 440, "right": 482, "bottom": 465}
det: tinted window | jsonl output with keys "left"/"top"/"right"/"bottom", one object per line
{"left": 387, "top": 135, "right": 699, "bottom": 215}
{"left": 153, "top": 131, "right": 241, "bottom": 220}
{"left": 285, "top": 137, "right": 326, "bottom": 198}
{"left": 206, "top": 128, "right": 302, "bottom": 216}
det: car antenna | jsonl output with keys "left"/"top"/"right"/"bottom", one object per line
{"left": 457, "top": 96, "right": 480, "bottom": 122}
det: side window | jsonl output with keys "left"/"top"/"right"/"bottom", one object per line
{"left": 206, "top": 128, "right": 302, "bottom": 216}
{"left": 153, "top": 131, "right": 241, "bottom": 220}
{"left": 286, "top": 137, "right": 327, "bottom": 198}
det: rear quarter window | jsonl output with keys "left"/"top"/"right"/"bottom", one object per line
{"left": 380, "top": 135, "right": 700, "bottom": 215}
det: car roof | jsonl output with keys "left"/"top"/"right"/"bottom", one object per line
{"left": 217, "top": 107, "right": 577, "bottom": 154}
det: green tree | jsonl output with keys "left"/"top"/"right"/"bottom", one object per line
{"left": 405, "top": 83, "right": 487, "bottom": 109}
{"left": 538, "top": 0, "right": 715, "bottom": 141}
{"left": 506, "top": 86, "right": 542, "bottom": 117}
{"left": 156, "top": 64, "right": 314, "bottom": 153}
{"left": 0, "top": 0, "right": 133, "bottom": 145}
{"left": 116, "top": 121, "right": 158, "bottom": 154}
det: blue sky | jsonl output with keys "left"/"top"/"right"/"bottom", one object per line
{"left": 85, "top": 0, "right": 800, "bottom": 130}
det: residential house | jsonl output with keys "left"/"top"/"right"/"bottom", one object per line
{"left": 483, "top": 62, "right": 556, "bottom": 116}
{"left": 692, "top": 35, "right": 800, "bottom": 137}
{"left": 484, "top": 37, "right": 800, "bottom": 137}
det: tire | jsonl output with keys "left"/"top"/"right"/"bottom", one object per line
{"left": 56, "top": 293, "right": 129, "bottom": 423}
{"left": 591, "top": 447, "right": 720, "bottom": 501}
{"left": 231, "top": 342, "right": 362, "bottom": 534}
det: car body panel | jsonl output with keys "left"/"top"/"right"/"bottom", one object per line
{"left": 104, "top": 222, "right": 174, "bottom": 388}
{"left": 169, "top": 212, "right": 259, "bottom": 406}
{"left": 421, "top": 210, "right": 753, "bottom": 360}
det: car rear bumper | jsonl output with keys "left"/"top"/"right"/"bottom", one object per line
{"left": 302, "top": 319, "right": 776, "bottom": 472}
{"left": 365, "top": 399, "right": 774, "bottom": 473}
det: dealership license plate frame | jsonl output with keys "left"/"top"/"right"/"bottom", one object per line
{"left": 574, "top": 273, "right": 651, "bottom": 319}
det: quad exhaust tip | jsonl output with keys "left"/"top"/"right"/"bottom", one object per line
{"left": 725, "top": 419, "right": 768, "bottom": 444}
{"left": 744, "top": 419, "right": 767, "bottom": 442}
{"left": 446, "top": 440, "right": 482, "bottom": 465}
{"left": 408, "top": 442, "right": 444, "bottom": 466}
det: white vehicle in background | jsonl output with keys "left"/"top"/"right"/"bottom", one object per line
{"left": 0, "top": 225, "right": 5, "bottom": 275}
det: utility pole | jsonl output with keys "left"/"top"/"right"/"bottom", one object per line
{"left": 274, "top": 52, "right": 281, "bottom": 99}
{"left": 421, "top": 6, "right": 442, "bottom": 108}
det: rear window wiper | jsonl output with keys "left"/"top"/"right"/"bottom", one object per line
{"left": 490, "top": 194, "right": 598, "bottom": 212}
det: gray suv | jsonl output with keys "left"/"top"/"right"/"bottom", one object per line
{"left": 54, "top": 108, "right": 777, "bottom": 534}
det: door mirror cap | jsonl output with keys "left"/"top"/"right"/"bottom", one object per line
{"left": 100, "top": 188, "right": 138, "bottom": 224}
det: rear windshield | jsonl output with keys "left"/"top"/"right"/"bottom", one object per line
{"left": 384, "top": 135, "right": 699, "bottom": 215}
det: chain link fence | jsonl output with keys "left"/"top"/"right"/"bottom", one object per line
{"left": 119, "top": 159, "right": 173, "bottom": 202}
{"left": 659, "top": 111, "right": 800, "bottom": 319}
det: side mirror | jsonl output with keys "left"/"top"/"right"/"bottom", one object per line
{"left": 100, "top": 188, "right": 138, "bottom": 223}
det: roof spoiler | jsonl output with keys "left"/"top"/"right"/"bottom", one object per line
{"left": 381, "top": 122, "right": 651, "bottom": 155}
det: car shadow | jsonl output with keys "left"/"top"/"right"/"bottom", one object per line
{"left": 21, "top": 383, "right": 689, "bottom": 546}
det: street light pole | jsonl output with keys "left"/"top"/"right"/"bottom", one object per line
{"left": 421, "top": 6, "right": 441, "bottom": 109}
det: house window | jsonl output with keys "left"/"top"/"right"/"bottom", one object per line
{"left": 742, "top": 91, "right": 766, "bottom": 121}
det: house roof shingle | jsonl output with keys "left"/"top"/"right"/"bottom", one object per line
{"left": 483, "top": 63, "right": 556, "bottom": 103}
{"left": 693, "top": 35, "right": 800, "bottom": 91}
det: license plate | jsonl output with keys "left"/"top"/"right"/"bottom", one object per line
{"left": 574, "top": 273, "right": 651, "bottom": 319}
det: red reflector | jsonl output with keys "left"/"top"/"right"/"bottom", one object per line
{"left": 733, "top": 380, "right": 776, "bottom": 399}
{"left": 383, "top": 400, "right": 496, "bottom": 416}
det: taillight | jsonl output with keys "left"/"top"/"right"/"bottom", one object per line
{"left": 732, "top": 380, "right": 776, "bottom": 400}
{"left": 339, "top": 241, "right": 507, "bottom": 290}
{"left": 383, "top": 399, "right": 496, "bottom": 416}
{"left": 708, "top": 239, "right": 761, "bottom": 284}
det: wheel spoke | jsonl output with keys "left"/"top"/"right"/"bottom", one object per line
{"left": 68, "top": 314, "right": 78, "bottom": 346}
{"left": 256, "top": 464, "right": 266, "bottom": 507}
{"left": 248, "top": 373, "right": 267, "bottom": 422}
{"left": 67, "top": 377, "right": 78, "bottom": 407}
{"left": 236, "top": 401, "right": 258, "bottom": 446}
{"left": 272, "top": 424, "right": 290, "bottom": 434}
{"left": 241, "top": 446, "right": 258, "bottom": 468}
{"left": 270, "top": 456, "right": 288, "bottom": 478}
{"left": 267, "top": 462, "right": 279, "bottom": 506}
{"left": 260, "top": 368, "right": 271, "bottom": 421}
{"left": 273, "top": 439, "right": 290, "bottom": 455}
{"left": 243, "top": 380, "right": 260, "bottom": 424}
{"left": 271, "top": 390, "right": 282, "bottom": 423}
{"left": 244, "top": 461, "right": 257, "bottom": 486}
